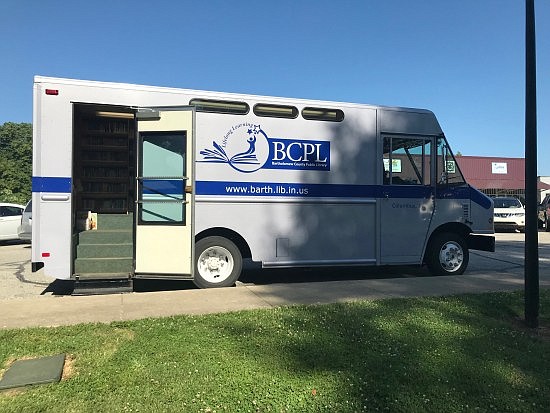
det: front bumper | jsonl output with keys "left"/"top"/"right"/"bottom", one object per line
{"left": 494, "top": 216, "right": 525, "bottom": 229}
{"left": 494, "top": 221, "right": 525, "bottom": 231}
{"left": 468, "top": 234, "right": 495, "bottom": 252}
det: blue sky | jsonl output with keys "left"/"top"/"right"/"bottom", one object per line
{"left": 2, "top": 0, "right": 549, "bottom": 175}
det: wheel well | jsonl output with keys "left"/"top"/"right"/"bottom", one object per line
{"left": 195, "top": 227, "right": 252, "bottom": 259}
{"left": 423, "top": 223, "right": 471, "bottom": 263}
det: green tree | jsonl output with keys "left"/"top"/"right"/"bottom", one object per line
{"left": 0, "top": 122, "right": 32, "bottom": 204}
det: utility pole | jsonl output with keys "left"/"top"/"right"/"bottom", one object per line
{"left": 524, "top": 0, "right": 539, "bottom": 328}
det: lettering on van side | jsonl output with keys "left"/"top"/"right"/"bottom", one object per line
{"left": 198, "top": 124, "right": 330, "bottom": 173}
{"left": 391, "top": 202, "right": 419, "bottom": 209}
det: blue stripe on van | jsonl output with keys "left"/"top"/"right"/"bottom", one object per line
{"left": 469, "top": 186, "right": 493, "bottom": 209}
{"left": 195, "top": 181, "right": 432, "bottom": 199}
{"left": 32, "top": 177, "right": 72, "bottom": 193}
{"left": 436, "top": 185, "right": 492, "bottom": 210}
{"left": 31, "top": 177, "right": 492, "bottom": 209}
{"left": 195, "top": 181, "right": 491, "bottom": 209}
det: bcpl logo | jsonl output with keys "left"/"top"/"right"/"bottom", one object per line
{"left": 199, "top": 124, "right": 330, "bottom": 172}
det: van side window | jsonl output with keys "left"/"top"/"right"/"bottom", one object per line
{"left": 302, "top": 107, "right": 344, "bottom": 122}
{"left": 254, "top": 104, "right": 299, "bottom": 119}
{"left": 189, "top": 99, "right": 249, "bottom": 115}
{"left": 383, "top": 137, "right": 432, "bottom": 185}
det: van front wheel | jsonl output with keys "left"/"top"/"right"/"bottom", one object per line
{"left": 194, "top": 236, "right": 242, "bottom": 288}
{"left": 425, "top": 232, "right": 469, "bottom": 276}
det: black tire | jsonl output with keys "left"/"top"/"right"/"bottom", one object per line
{"left": 425, "top": 232, "right": 469, "bottom": 276}
{"left": 193, "top": 236, "right": 242, "bottom": 288}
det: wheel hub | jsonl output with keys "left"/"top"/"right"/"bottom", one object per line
{"left": 197, "top": 246, "right": 234, "bottom": 283}
{"left": 206, "top": 255, "right": 223, "bottom": 271}
{"left": 439, "top": 242, "right": 463, "bottom": 272}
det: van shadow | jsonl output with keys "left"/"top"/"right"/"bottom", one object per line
{"left": 132, "top": 263, "right": 432, "bottom": 292}
{"left": 239, "top": 260, "right": 431, "bottom": 285}
{"left": 41, "top": 263, "right": 432, "bottom": 296}
{"left": 41, "top": 278, "right": 200, "bottom": 295}
{"left": 41, "top": 279, "right": 75, "bottom": 295}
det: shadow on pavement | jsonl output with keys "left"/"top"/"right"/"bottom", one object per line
{"left": 239, "top": 261, "right": 432, "bottom": 285}
{"left": 41, "top": 280, "right": 75, "bottom": 295}
{"left": 133, "top": 278, "right": 197, "bottom": 293}
{"left": 40, "top": 278, "right": 199, "bottom": 295}
{"left": 39, "top": 263, "right": 433, "bottom": 296}
{"left": 133, "top": 263, "right": 432, "bottom": 291}
{"left": 0, "top": 240, "right": 30, "bottom": 246}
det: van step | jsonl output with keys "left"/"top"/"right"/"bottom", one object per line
{"left": 76, "top": 243, "right": 133, "bottom": 259}
{"left": 78, "top": 229, "right": 132, "bottom": 245}
{"left": 74, "top": 257, "right": 133, "bottom": 274}
{"left": 72, "top": 278, "right": 133, "bottom": 296}
{"left": 95, "top": 213, "right": 133, "bottom": 230}
{"left": 75, "top": 272, "right": 131, "bottom": 280}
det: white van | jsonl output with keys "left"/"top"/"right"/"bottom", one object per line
{"left": 31, "top": 76, "right": 495, "bottom": 288}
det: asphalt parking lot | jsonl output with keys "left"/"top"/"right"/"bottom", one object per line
{"left": 0, "top": 242, "right": 51, "bottom": 300}
{"left": 1, "top": 231, "right": 549, "bottom": 300}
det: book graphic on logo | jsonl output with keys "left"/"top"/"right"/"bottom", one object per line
{"left": 199, "top": 124, "right": 270, "bottom": 173}
{"left": 200, "top": 136, "right": 258, "bottom": 165}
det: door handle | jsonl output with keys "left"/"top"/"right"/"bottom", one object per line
{"left": 41, "top": 195, "right": 70, "bottom": 201}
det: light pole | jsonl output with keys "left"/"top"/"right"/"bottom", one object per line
{"left": 524, "top": 0, "right": 539, "bottom": 328}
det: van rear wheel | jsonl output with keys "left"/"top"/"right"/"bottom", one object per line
{"left": 194, "top": 236, "right": 242, "bottom": 288}
{"left": 425, "top": 232, "right": 469, "bottom": 276}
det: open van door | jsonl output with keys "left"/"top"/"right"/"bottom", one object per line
{"left": 135, "top": 107, "right": 194, "bottom": 276}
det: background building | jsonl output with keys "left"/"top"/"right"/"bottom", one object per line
{"left": 455, "top": 156, "right": 550, "bottom": 202}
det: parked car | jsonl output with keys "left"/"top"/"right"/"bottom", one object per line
{"left": 0, "top": 202, "right": 25, "bottom": 242}
{"left": 539, "top": 194, "right": 550, "bottom": 232}
{"left": 17, "top": 200, "right": 32, "bottom": 241}
{"left": 493, "top": 197, "right": 525, "bottom": 232}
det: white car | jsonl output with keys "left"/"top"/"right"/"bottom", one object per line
{"left": 18, "top": 200, "right": 32, "bottom": 241}
{"left": 0, "top": 202, "right": 25, "bottom": 242}
{"left": 493, "top": 197, "right": 525, "bottom": 232}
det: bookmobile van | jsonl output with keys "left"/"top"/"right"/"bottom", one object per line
{"left": 31, "top": 76, "right": 494, "bottom": 291}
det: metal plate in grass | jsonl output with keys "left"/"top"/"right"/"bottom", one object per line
{"left": 0, "top": 354, "right": 65, "bottom": 390}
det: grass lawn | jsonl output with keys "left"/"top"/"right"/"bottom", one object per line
{"left": 1, "top": 289, "right": 549, "bottom": 412}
